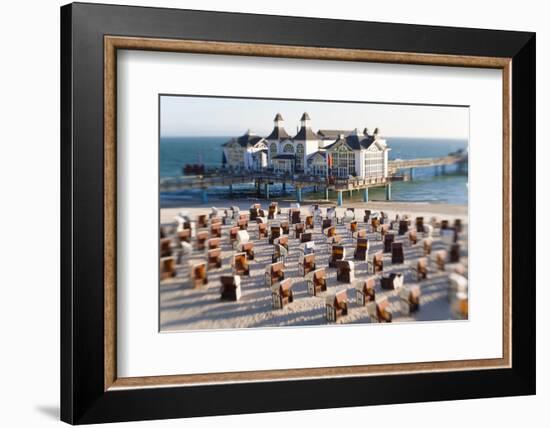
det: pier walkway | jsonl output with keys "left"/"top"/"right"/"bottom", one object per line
{"left": 160, "top": 152, "right": 467, "bottom": 206}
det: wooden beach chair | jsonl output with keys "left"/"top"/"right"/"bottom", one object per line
{"left": 300, "top": 240, "right": 316, "bottom": 255}
{"left": 208, "top": 238, "right": 220, "bottom": 250}
{"left": 258, "top": 222, "right": 268, "bottom": 239}
{"left": 210, "top": 207, "right": 220, "bottom": 219}
{"left": 454, "top": 218, "right": 463, "bottom": 233}
{"left": 369, "top": 253, "right": 384, "bottom": 274}
{"left": 355, "top": 229, "right": 367, "bottom": 239}
{"left": 415, "top": 257, "right": 429, "bottom": 280}
{"left": 441, "top": 228, "right": 457, "bottom": 245}
{"left": 271, "top": 243, "right": 288, "bottom": 264}
{"left": 190, "top": 262, "right": 208, "bottom": 288}
{"left": 229, "top": 226, "right": 239, "bottom": 244}
{"left": 210, "top": 222, "right": 222, "bottom": 238}
{"left": 423, "top": 238, "right": 433, "bottom": 256}
{"left": 325, "top": 226, "right": 337, "bottom": 239}
{"left": 295, "top": 222, "right": 305, "bottom": 239}
{"left": 237, "top": 218, "right": 248, "bottom": 231}
{"left": 383, "top": 233, "right": 395, "bottom": 253}
{"left": 300, "top": 232, "right": 312, "bottom": 243}
{"left": 399, "top": 286, "right": 421, "bottom": 314}
{"left": 448, "top": 272, "right": 468, "bottom": 302}
{"left": 299, "top": 253, "right": 316, "bottom": 276}
{"left": 354, "top": 277, "right": 376, "bottom": 306}
{"left": 207, "top": 248, "right": 222, "bottom": 270}
{"left": 328, "top": 244, "right": 345, "bottom": 268}
{"left": 391, "top": 242, "right": 405, "bottom": 264}
{"left": 177, "top": 228, "right": 191, "bottom": 243}
{"left": 349, "top": 220, "right": 358, "bottom": 235}
{"left": 274, "top": 235, "right": 289, "bottom": 251}
{"left": 376, "top": 223, "right": 389, "bottom": 241}
{"left": 322, "top": 218, "right": 332, "bottom": 232}
{"left": 271, "top": 278, "right": 294, "bottom": 309}
{"left": 435, "top": 250, "right": 447, "bottom": 271}
{"left": 441, "top": 220, "right": 450, "bottom": 230}
{"left": 160, "top": 237, "right": 172, "bottom": 257}
{"left": 305, "top": 215, "right": 314, "bottom": 229}
{"left": 366, "top": 297, "right": 392, "bottom": 323}
{"left": 452, "top": 292, "right": 469, "bottom": 319}
{"left": 450, "top": 243, "right": 461, "bottom": 263}
{"left": 195, "top": 231, "right": 209, "bottom": 251}
{"left": 336, "top": 260, "right": 355, "bottom": 283}
{"left": 160, "top": 256, "right": 177, "bottom": 280}
{"left": 325, "top": 289, "right": 349, "bottom": 322}
{"left": 249, "top": 206, "right": 260, "bottom": 221}
{"left": 415, "top": 217, "right": 425, "bottom": 233}
{"left": 269, "top": 225, "right": 281, "bottom": 244}
{"left": 344, "top": 208, "right": 355, "bottom": 222}
{"left": 408, "top": 229, "right": 417, "bottom": 245}
{"left": 197, "top": 214, "right": 208, "bottom": 229}
{"left": 398, "top": 220, "right": 409, "bottom": 236}
{"left": 241, "top": 242, "right": 255, "bottom": 260}
{"left": 265, "top": 262, "right": 285, "bottom": 287}
{"left": 268, "top": 202, "right": 278, "bottom": 219}
{"left": 306, "top": 268, "right": 327, "bottom": 296}
{"left": 291, "top": 209, "right": 301, "bottom": 225}
{"left": 354, "top": 238, "right": 369, "bottom": 261}
{"left": 220, "top": 275, "right": 241, "bottom": 301}
{"left": 281, "top": 221, "right": 290, "bottom": 235}
{"left": 233, "top": 230, "right": 250, "bottom": 251}
{"left": 363, "top": 209, "right": 371, "bottom": 223}
{"left": 381, "top": 272, "right": 404, "bottom": 290}
{"left": 232, "top": 252, "right": 250, "bottom": 276}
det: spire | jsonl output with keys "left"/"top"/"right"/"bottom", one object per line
{"left": 267, "top": 113, "right": 289, "bottom": 140}
{"left": 300, "top": 112, "right": 311, "bottom": 128}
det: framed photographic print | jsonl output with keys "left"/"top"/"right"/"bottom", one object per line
{"left": 61, "top": 2, "right": 536, "bottom": 424}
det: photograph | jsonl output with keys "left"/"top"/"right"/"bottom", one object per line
{"left": 159, "top": 95, "right": 470, "bottom": 331}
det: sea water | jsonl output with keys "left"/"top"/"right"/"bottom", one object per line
{"left": 160, "top": 136, "right": 468, "bottom": 205}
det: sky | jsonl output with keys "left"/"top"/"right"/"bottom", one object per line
{"left": 160, "top": 95, "right": 469, "bottom": 140}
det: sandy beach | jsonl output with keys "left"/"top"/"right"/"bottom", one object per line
{"left": 159, "top": 197, "right": 468, "bottom": 332}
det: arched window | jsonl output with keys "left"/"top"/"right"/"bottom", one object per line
{"left": 283, "top": 143, "right": 294, "bottom": 153}
{"left": 269, "top": 143, "right": 277, "bottom": 157}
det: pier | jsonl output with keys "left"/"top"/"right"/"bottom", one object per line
{"left": 160, "top": 152, "right": 467, "bottom": 206}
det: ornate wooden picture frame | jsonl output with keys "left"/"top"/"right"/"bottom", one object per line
{"left": 61, "top": 2, "right": 535, "bottom": 424}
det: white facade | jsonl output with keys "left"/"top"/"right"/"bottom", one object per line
{"left": 224, "top": 114, "right": 389, "bottom": 179}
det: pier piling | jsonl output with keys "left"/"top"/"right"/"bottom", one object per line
{"left": 265, "top": 183, "right": 270, "bottom": 199}
{"left": 363, "top": 187, "right": 369, "bottom": 203}
{"left": 337, "top": 190, "right": 343, "bottom": 207}
{"left": 201, "top": 188, "right": 208, "bottom": 204}
{"left": 296, "top": 187, "right": 302, "bottom": 203}
{"left": 385, "top": 183, "right": 392, "bottom": 201}
{"left": 324, "top": 187, "right": 329, "bottom": 200}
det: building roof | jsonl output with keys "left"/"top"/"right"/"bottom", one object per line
{"left": 324, "top": 129, "right": 377, "bottom": 151}
{"left": 274, "top": 113, "right": 284, "bottom": 121}
{"left": 308, "top": 150, "right": 327, "bottom": 159}
{"left": 293, "top": 126, "right": 320, "bottom": 141}
{"left": 300, "top": 112, "right": 311, "bottom": 121}
{"left": 266, "top": 126, "right": 290, "bottom": 140}
{"left": 317, "top": 129, "right": 352, "bottom": 139}
{"left": 223, "top": 130, "right": 265, "bottom": 148}
{"left": 272, "top": 154, "right": 295, "bottom": 160}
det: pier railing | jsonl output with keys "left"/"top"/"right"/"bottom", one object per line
{"left": 160, "top": 153, "right": 466, "bottom": 192}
